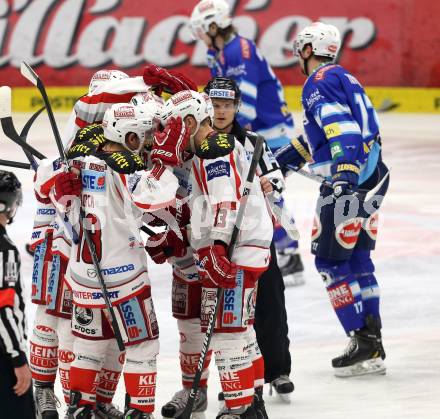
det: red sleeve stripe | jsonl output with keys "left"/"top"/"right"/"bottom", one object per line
{"left": 192, "top": 161, "right": 203, "bottom": 192}
{"left": 199, "top": 159, "right": 209, "bottom": 195}
{"left": 229, "top": 153, "right": 241, "bottom": 200}
{"left": 213, "top": 202, "right": 237, "bottom": 211}
{"left": 79, "top": 92, "right": 135, "bottom": 105}
{"left": 134, "top": 198, "right": 176, "bottom": 211}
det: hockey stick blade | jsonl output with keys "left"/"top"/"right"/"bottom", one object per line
{"left": 21, "top": 61, "right": 65, "bottom": 160}
{"left": 0, "top": 86, "right": 47, "bottom": 160}
{"left": 21, "top": 61, "right": 39, "bottom": 87}
{"left": 0, "top": 159, "right": 31, "bottom": 170}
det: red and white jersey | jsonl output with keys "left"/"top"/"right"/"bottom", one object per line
{"left": 66, "top": 155, "right": 178, "bottom": 308}
{"left": 62, "top": 76, "right": 151, "bottom": 149}
{"left": 190, "top": 142, "right": 272, "bottom": 271}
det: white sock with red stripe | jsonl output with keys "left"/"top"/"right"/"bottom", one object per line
{"left": 123, "top": 339, "right": 159, "bottom": 413}
{"left": 96, "top": 343, "right": 125, "bottom": 404}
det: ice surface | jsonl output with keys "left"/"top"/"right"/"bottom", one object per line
{"left": 2, "top": 112, "right": 439, "bottom": 418}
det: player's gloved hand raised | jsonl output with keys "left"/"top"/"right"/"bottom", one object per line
{"left": 331, "top": 162, "right": 360, "bottom": 200}
{"left": 53, "top": 171, "right": 82, "bottom": 206}
{"left": 197, "top": 244, "right": 237, "bottom": 289}
{"left": 143, "top": 64, "right": 197, "bottom": 96}
{"left": 151, "top": 116, "right": 190, "bottom": 167}
{"left": 145, "top": 227, "right": 189, "bottom": 264}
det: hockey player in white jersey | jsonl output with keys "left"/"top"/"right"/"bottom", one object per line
{"left": 157, "top": 90, "right": 273, "bottom": 418}
{"left": 38, "top": 103, "right": 189, "bottom": 419}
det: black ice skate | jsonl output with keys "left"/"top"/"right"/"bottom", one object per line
{"left": 161, "top": 387, "right": 207, "bottom": 418}
{"left": 34, "top": 383, "right": 60, "bottom": 419}
{"left": 269, "top": 375, "right": 294, "bottom": 403}
{"left": 253, "top": 387, "right": 268, "bottom": 419}
{"left": 95, "top": 401, "right": 124, "bottom": 418}
{"left": 124, "top": 394, "right": 153, "bottom": 419}
{"left": 67, "top": 391, "right": 95, "bottom": 419}
{"left": 278, "top": 252, "right": 305, "bottom": 286}
{"left": 216, "top": 404, "right": 258, "bottom": 419}
{"left": 332, "top": 316, "right": 386, "bottom": 377}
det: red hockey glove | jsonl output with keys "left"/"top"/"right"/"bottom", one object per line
{"left": 197, "top": 244, "right": 237, "bottom": 289}
{"left": 145, "top": 227, "right": 189, "bottom": 264}
{"left": 151, "top": 116, "right": 190, "bottom": 167}
{"left": 143, "top": 64, "right": 197, "bottom": 96}
{"left": 53, "top": 172, "right": 82, "bottom": 206}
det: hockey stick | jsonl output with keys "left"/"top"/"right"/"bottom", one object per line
{"left": 0, "top": 159, "right": 31, "bottom": 170}
{"left": 292, "top": 166, "right": 390, "bottom": 202}
{"left": 178, "top": 136, "right": 265, "bottom": 419}
{"left": 21, "top": 61, "right": 126, "bottom": 352}
{"left": 0, "top": 87, "right": 47, "bottom": 160}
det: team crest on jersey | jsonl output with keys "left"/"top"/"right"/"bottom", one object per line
{"left": 74, "top": 306, "right": 93, "bottom": 326}
{"left": 363, "top": 212, "right": 379, "bottom": 241}
{"left": 314, "top": 64, "right": 338, "bottom": 82}
{"left": 311, "top": 215, "right": 322, "bottom": 241}
{"left": 335, "top": 217, "right": 363, "bottom": 249}
{"left": 240, "top": 38, "right": 251, "bottom": 59}
{"left": 206, "top": 160, "right": 230, "bottom": 181}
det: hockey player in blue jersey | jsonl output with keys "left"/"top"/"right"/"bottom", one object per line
{"left": 190, "top": 0, "right": 305, "bottom": 285}
{"left": 275, "top": 22, "right": 390, "bottom": 377}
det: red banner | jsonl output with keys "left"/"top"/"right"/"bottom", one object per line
{"left": 0, "top": 0, "right": 439, "bottom": 87}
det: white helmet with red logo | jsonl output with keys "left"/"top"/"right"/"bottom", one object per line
{"left": 190, "top": 0, "right": 232, "bottom": 39}
{"left": 161, "top": 90, "right": 213, "bottom": 129}
{"left": 294, "top": 22, "right": 341, "bottom": 59}
{"left": 89, "top": 69, "right": 129, "bottom": 94}
{"left": 102, "top": 103, "right": 158, "bottom": 153}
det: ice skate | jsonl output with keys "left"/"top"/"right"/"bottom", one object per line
{"left": 278, "top": 253, "right": 305, "bottom": 286}
{"left": 253, "top": 387, "right": 268, "bottom": 419}
{"left": 332, "top": 316, "right": 386, "bottom": 377}
{"left": 95, "top": 402, "right": 124, "bottom": 418}
{"left": 34, "top": 384, "right": 60, "bottom": 419}
{"left": 67, "top": 391, "right": 96, "bottom": 419}
{"left": 269, "top": 375, "right": 294, "bottom": 403}
{"left": 161, "top": 387, "right": 207, "bottom": 418}
{"left": 124, "top": 408, "right": 154, "bottom": 419}
{"left": 216, "top": 405, "right": 258, "bottom": 419}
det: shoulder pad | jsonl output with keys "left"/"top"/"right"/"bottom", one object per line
{"left": 195, "top": 132, "right": 235, "bottom": 160}
{"left": 67, "top": 140, "right": 96, "bottom": 159}
{"left": 74, "top": 124, "right": 106, "bottom": 146}
{"left": 102, "top": 151, "right": 146, "bottom": 174}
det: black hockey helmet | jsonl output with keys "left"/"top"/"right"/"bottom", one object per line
{"left": 204, "top": 77, "right": 241, "bottom": 106}
{"left": 0, "top": 170, "right": 23, "bottom": 223}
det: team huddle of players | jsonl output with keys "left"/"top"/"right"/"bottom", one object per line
{"left": 25, "top": 1, "right": 390, "bottom": 419}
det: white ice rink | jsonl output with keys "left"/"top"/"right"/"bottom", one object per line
{"left": 2, "top": 112, "right": 440, "bottom": 419}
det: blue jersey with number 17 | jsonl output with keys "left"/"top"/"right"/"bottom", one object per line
{"left": 302, "top": 64, "right": 381, "bottom": 184}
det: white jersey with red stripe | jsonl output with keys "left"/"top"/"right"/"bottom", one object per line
{"left": 62, "top": 76, "right": 152, "bottom": 150}
{"left": 190, "top": 141, "right": 272, "bottom": 271}
{"left": 66, "top": 154, "right": 178, "bottom": 308}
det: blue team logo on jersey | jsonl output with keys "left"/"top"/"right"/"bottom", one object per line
{"left": 81, "top": 169, "right": 106, "bottom": 192}
{"left": 206, "top": 161, "right": 230, "bottom": 181}
{"left": 120, "top": 298, "right": 148, "bottom": 342}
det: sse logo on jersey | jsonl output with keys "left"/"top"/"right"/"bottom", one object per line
{"left": 82, "top": 169, "right": 106, "bottom": 192}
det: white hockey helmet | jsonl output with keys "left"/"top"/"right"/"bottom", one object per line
{"left": 89, "top": 69, "right": 129, "bottom": 94}
{"left": 130, "top": 91, "right": 164, "bottom": 119}
{"left": 102, "top": 103, "right": 158, "bottom": 153}
{"left": 190, "top": 0, "right": 232, "bottom": 39}
{"left": 294, "top": 22, "right": 341, "bottom": 59}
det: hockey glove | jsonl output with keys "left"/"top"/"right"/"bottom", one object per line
{"left": 274, "top": 135, "right": 312, "bottom": 175}
{"left": 331, "top": 162, "right": 360, "bottom": 199}
{"left": 197, "top": 244, "right": 237, "bottom": 289}
{"left": 145, "top": 227, "right": 189, "bottom": 264}
{"left": 151, "top": 116, "right": 190, "bottom": 167}
{"left": 143, "top": 64, "right": 197, "bottom": 96}
{"left": 53, "top": 171, "right": 82, "bottom": 206}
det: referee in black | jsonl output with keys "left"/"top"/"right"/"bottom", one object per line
{"left": 0, "top": 170, "right": 35, "bottom": 418}
{"left": 204, "top": 78, "right": 295, "bottom": 402}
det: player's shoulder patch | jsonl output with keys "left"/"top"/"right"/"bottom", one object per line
{"left": 75, "top": 124, "right": 105, "bottom": 146}
{"left": 103, "top": 150, "right": 145, "bottom": 174}
{"left": 313, "top": 64, "right": 339, "bottom": 82}
{"left": 67, "top": 140, "right": 96, "bottom": 159}
{"left": 195, "top": 132, "right": 235, "bottom": 160}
